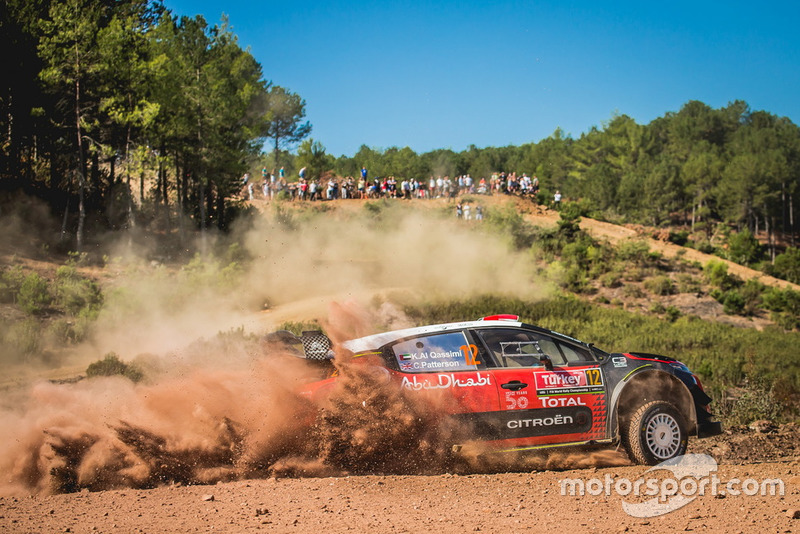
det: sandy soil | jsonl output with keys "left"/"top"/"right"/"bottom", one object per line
{"left": 3, "top": 425, "right": 799, "bottom": 533}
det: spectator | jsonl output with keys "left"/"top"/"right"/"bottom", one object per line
{"left": 554, "top": 190, "right": 562, "bottom": 209}
{"left": 326, "top": 177, "right": 336, "bottom": 200}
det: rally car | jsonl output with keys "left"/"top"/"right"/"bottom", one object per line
{"left": 281, "top": 314, "right": 722, "bottom": 465}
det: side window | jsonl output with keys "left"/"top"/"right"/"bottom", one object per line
{"left": 556, "top": 341, "right": 592, "bottom": 363}
{"left": 391, "top": 331, "right": 482, "bottom": 373}
{"left": 476, "top": 329, "right": 567, "bottom": 367}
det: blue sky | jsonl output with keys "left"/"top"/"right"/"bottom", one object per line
{"left": 163, "top": 1, "right": 800, "bottom": 157}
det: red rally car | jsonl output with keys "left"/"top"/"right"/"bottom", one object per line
{"left": 285, "top": 314, "right": 722, "bottom": 465}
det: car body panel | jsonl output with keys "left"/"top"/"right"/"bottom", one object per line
{"left": 296, "top": 316, "right": 722, "bottom": 458}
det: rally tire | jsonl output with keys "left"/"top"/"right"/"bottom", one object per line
{"left": 623, "top": 400, "right": 688, "bottom": 465}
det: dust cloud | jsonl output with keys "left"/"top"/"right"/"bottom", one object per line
{"left": 82, "top": 202, "right": 550, "bottom": 365}
{"left": 0, "top": 301, "right": 629, "bottom": 496}
{"left": 0, "top": 307, "right": 465, "bottom": 495}
{"left": 0, "top": 199, "right": 600, "bottom": 496}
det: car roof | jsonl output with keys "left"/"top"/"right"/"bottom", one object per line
{"left": 342, "top": 318, "right": 530, "bottom": 353}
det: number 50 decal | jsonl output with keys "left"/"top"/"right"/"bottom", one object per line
{"left": 459, "top": 344, "right": 481, "bottom": 366}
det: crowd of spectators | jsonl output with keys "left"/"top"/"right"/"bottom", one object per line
{"left": 245, "top": 168, "right": 542, "bottom": 204}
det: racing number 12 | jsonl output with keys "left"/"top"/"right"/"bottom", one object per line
{"left": 586, "top": 368, "right": 602, "bottom": 386}
{"left": 460, "top": 344, "right": 481, "bottom": 366}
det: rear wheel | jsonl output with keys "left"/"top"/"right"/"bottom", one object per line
{"left": 623, "top": 400, "right": 688, "bottom": 465}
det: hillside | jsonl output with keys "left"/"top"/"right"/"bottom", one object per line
{"left": 1, "top": 193, "right": 797, "bottom": 381}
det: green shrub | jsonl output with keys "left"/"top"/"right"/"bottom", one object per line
{"left": 54, "top": 265, "right": 102, "bottom": 315}
{"left": 773, "top": 247, "right": 800, "bottom": 284}
{"left": 740, "top": 279, "right": 765, "bottom": 316}
{"left": 668, "top": 230, "right": 689, "bottom": 246}
{"left": 644, "top": 275, "right": 673, "bottom": 296}
{"left": 704, "top": 259, "right": 740, "bottom": 290}
{"left": 726, "top": 229, "right": 762, "bottom": 266}
{"left": 47, "top": 318, "right": 76, "bottom": 344}
{"left": 485, "top": 205, "right": 536, "bottom": 250}
{"left": 86, "top": 352, "right": 143, "bottom": 382}
{"left": 650, "top": 301, "right": 666, "bottom": 314}
{"left": 771, "top": 311, "right": 800, "bottom": 331}
{"left": 555, "top": 206, "right": 582, "bottom": 240}
{"left": 616, "top": 240, "right": 651, "bottom": 266}
{"left": 665, "top": 306, "right": 681, "bottom": 322}
{"left": 722, "top": 290, "right": 745, "bottom": 315}
{"left": 600, "top": 271, "right": 622, "bottom": 288}
{"left": 622, "top": 266, "right": 647, "bottom": 282}
{"left": 6, "top": 318, "right": 42, "bottom": 357}
{"left": 561, "top": 264, "right": 588, "bottom": 293}
{"left": 676, "top": 273, "right": 701, "bottom": 294}
{"left": 561, "top": 242, "right": 589, "bottom": 268}
{"left": 693, "top": 239, "right": 716, "bottom": 254}
{"left": 0, "top": 266, "right": 26, "bottom": 303}
{"left": 622, "top": 284, "right": 644, "bottom": 298}
{"left": 716, "top": 379, "right": 784, "bottom": 426}
{"left": 17, "top": 273, "right": 51, "bottom": 314}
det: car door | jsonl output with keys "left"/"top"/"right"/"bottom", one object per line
{"left": 388, "top": 330, "right": 500, "bottom": 417}
{"left": 473, "top": 328, "right": 609, "bottom": 447}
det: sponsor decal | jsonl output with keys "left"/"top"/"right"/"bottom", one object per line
{"left": 507, "top": 414, "right": 573, "bottom": 429}
{"left": 537, "top": 396, "right": 587, "bottom": 408}
{"left": 399, "top": 360, "right": 465, "bottom": 370}
{"left": 454, "top": 406, "right": 593, "bottom": 440}
{"left": 504, "top": 390, "right": 530, "bottom": 410}
{"left": 393, "top": 335, "right": 480, "bottom": 372}
{"left": 612, "top": 356, "right": 628, "bottom": 368}
{"left": 401, "top": 372, "right": 492, "bottom": 391}
{"left": 535, "top": 369, "right": 604, "bottom": 395}
{"left": 400, "top": 350, "right": 464, "bottom": 361}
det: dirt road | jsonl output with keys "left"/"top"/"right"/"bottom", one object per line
{"left": 2, "top": 459, "right": 798, "bottom": 533}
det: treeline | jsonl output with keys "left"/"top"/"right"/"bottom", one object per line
{"left": 325, "top": 101, "right": 800, "bottom": 254}
{"left": 0, "top": 0, "right": 309, "bottom": 247}
{"left": 3, "top": 1, "right": 800, "bottom": 256}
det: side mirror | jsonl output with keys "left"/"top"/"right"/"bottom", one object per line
{"left": 539, "top": 354, "right": 554, "bottom": 371}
